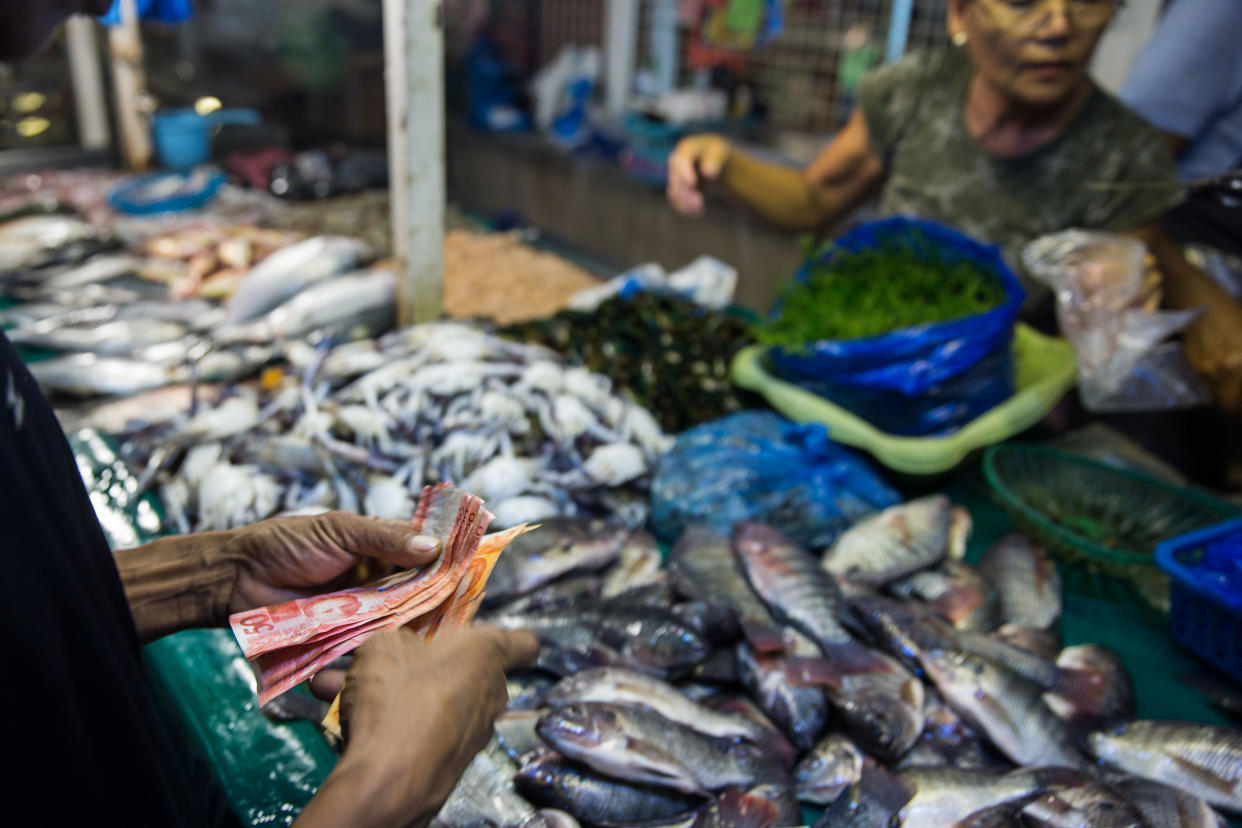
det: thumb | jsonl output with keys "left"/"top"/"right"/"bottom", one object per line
{"left": 476, "top": 626, "right": 540, "bottom": 671}
{"left": 699, "top": 140, "right": 729, "bottom": 180}
{"left": 321, "top": 512, "right": 442, "bottom": 569}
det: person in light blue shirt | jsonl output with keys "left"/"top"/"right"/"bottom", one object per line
{"left": 1121, "top": 0, "right": 1242, "bottom": 181}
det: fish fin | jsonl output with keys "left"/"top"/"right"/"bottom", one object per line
{"left": 1046, "top": 666, "right": 1110, "bottom": 715}
{"left": 1165, "top": 752, "right": 1238, "bottom": 796}
{"left": 622, "top": 737, "right": 705, "bottom": 794}
{"left": 947, "top": 507, "right": 972, "bottom": 560}
{"left": 1028, "top": 766, "right": 1087, "bottom": 791}
{"left": 821, "top": 639, "right": 897, "bottom": 675}
{"left": 711, "top": 791, "right": 780, "bottom": 828}
{"left": 785, "top": 656, "right": 844, "bottom": 690}
{"left": 858, "top": 764, "right": 916, "bottom": 815}
{"left": 740, "top": 617, "right": 787, "bottom": 654}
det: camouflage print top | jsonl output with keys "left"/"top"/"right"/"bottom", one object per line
{"left": 859, "top": 47, "right": 1182, "bottom": 313}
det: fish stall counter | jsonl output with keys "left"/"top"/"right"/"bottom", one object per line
{"left": 69, "top": 429, "right": 1242, "bottom": 828}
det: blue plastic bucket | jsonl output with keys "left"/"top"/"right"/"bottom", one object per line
{"left": 152, "top": 108, "right": 261, "bottom": 169}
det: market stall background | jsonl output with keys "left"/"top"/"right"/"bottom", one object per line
{"left": 3, "top": 0, "right": 1241, "bottom": 825}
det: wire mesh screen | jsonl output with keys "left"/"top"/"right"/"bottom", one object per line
{"left": 630, "top": 0, "right": 949, "bottom": 135}
{"left": 538, "top": 0, "right": 606, "bottom": 66}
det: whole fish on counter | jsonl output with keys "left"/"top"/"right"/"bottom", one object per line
{"left": 978, "top": 534, "right": 1062, "bottom": 631}
{"left": 1087, "top": 721, "right": 1242, "bottom": 812}
{"left": 432, "top": 737, "right": 574, "bottom": 828}
{"left": 486, "top": 520, "right": 629, "bottom": 607}
{"left": 222, "top": 235, "right": 374, "bottom": 323}
{"left": 516, "top": 754, "right": 706, "bottom": 826}
{"left": 735, "top": 630, "right": 831, "bottom": 753}
{"left": 822, "top": 495, "right": 967, "bottom": 586}
{"left": 489, "top": 601, "right": 710, "bottom": 678}
{"left": 896, "top": 766, "right": 1083, "bottom": 828}
{"left": 542, "top": 668, "right": 777, "bottom": 752}
{"left": 537, "top": 702, "right": 785, "bottom": 794}
{"left": 667, "top": 525, "right": 783, "bottom": 653}
{"left": 919, "top": 649, "right": 1089, "bottom": 770}
{"left": 213, "top": 267, "right": 396, "bottom": 344}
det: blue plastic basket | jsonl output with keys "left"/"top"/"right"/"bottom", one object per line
{"left": 1156, "top": 517, "right": 1242, "bottom": 684}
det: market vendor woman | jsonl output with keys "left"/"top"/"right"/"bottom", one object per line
{"left": 668, "top": 0, "right": 1242, "bottom": 410}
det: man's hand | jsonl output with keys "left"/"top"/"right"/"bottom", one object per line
{"left": 222, "top": 511, "right": 442, "bottom": 617}
{"left": 667, "top": 134, "right": 731, "bottom": 216}
{"left": 295, "top": 626, "right": 539, "bottom": 828}
{"left": 1182, "top": 295, "right": 1242, "bottom": 412}
{"left": 116, "top": 511, "right": 442, "bottom": 643}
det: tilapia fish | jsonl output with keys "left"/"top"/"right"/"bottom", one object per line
{"left": 486, "top": 519, "right": 628, "bottom": 606}
{"left": 1043, "top": 643, "right": 1134, "bottom": 727}
{"left": 489, "top": 601, "right": 709, "bottom": 677}
{"left": 600, "top": 529, "right": 664, "bottom": 598}
{"left": 732, "top": 522, "right": 888, "bottom": 675}
{"left": 811, "top": 762, "right": 915, "bottom": 828}
{"left": 1020, "top": 783, "right": 1148, "bottom": 828}
{"left": 507, "top": 672, "right": 554, "bottom": 711}
{"left": 496, "top": 710, "right": 546, "bottom": 760}
{"left": 667, "top": 524, "right": 783, "bottom": 653}
{"left": 433, "top": 737, "right": 563, "bottom": 828}
{"left": 825, "top": 655, "right": 926, "bottom": 763}
{"left": 978, "top": 534, "right": 1061, "bottom": 631}
{"left": 516, "top": 754, "right": 705, "bottom": 827}
{"left": 897, "top": 766, "right": 1083, "bottom": 828}
{"left": 822, "top": 495, "right": 961, "bottom": 587}
{"left": 1087, "top": 720, "right": 1242, "bottom": 813}
{"left": 537, "top": 702, "right": 784, "bottom": 794}
{"left": 889, "top": 560, "right": 997, "bottom": 632}
{"left": 919, "top": 649, "right": 1088, "bottom": 769}
{"left": 1111, "top": 775, "right": 1227, "bottom": 828}
{"left": 794, "top": 733, "right": 864, "bottom": 805}
{"left": 542, "top": 668, "right": 775, "bottom": 750}
{"left": 735, "top": 637, "right": 830, "bottom": 753}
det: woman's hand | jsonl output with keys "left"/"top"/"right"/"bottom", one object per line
{"left": 295, "top": 626, "right": 539, "bottom": 828}
{"left": 667, "top": 134, "right": 731, "bottom": 216}
{"left": 1182, "top": 296, "right": 1242, "bottom": 412}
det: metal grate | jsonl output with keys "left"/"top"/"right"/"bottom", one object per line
{"left": 538, "top": 0, "right": 606, "bottom": 66}
{"left": 633, "top": 0, "right": 950, "bottom": 135}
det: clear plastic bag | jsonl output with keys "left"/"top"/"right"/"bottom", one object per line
{"left": 1023, "top": 230, "right": 1209, "bottom": 412}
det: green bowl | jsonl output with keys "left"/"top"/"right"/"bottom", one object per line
{"left": 983, "top": 444, "right": 1239, "bottom": 583}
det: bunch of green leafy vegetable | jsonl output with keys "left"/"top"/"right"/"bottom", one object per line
{"left": 758, "top": 232, "right": 1007, "bottom": 346}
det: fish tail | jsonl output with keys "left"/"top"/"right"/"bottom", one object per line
{"left": 712, "top": 790, "right": 779, "bottom": 828}
{"left": 857, "top": 763, "right": 916, "bottom": 815}
{"left": 1028, "top": 765, "right": 1087, "bottom": 791}
{"left": 785, "top": 656, "right": 844, "bottom": 690}
{"left": 740, "top": 617, "right": 787, "bottom": 654}
{"left": 1047, "top": 666, "right": 1111, "bottom": 715}
{"left": 821, "top": 639, "right": 897, "bottom": 675}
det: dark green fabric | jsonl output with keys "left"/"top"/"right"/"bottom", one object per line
{"left": 859, "top": 48, "right": 1183, "bottom": 313}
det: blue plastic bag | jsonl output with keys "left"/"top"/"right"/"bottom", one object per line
{"left": 650, "top": 412, "right": 900, "bottom": 548}
{"left": 766, "top": 216, "right": 1026, "bottom": 437}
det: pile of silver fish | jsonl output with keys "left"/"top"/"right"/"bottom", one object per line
{"left": 105, "top": 323, "right": 670, "bottom": 532}
{"left": 406, "top": 499, "right": 1242, "bottom": 828}
{"left": 0, "top": 214, "right": 393, "bottom": 398}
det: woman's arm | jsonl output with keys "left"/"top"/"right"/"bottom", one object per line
{"left": 667, "top": 108, "right": 886, "bottom": 232}
{"left": 1127, "top": 223, "right": 1242, "bottom": 411}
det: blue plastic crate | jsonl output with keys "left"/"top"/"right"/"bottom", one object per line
{"left": 1156, "top": 517, "right": 1242, "bottom": 684}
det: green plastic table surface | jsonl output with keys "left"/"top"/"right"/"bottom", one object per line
{"left": 67, "top": 429, "right": 1239, "bottom": 827}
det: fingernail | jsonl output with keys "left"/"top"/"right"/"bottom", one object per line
{"left": 406, "top": 534, "right": 441, "bottom": 554}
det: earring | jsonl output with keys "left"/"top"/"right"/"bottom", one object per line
{"left": 952, "top": 31, "right": 968, "bottom": 46}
